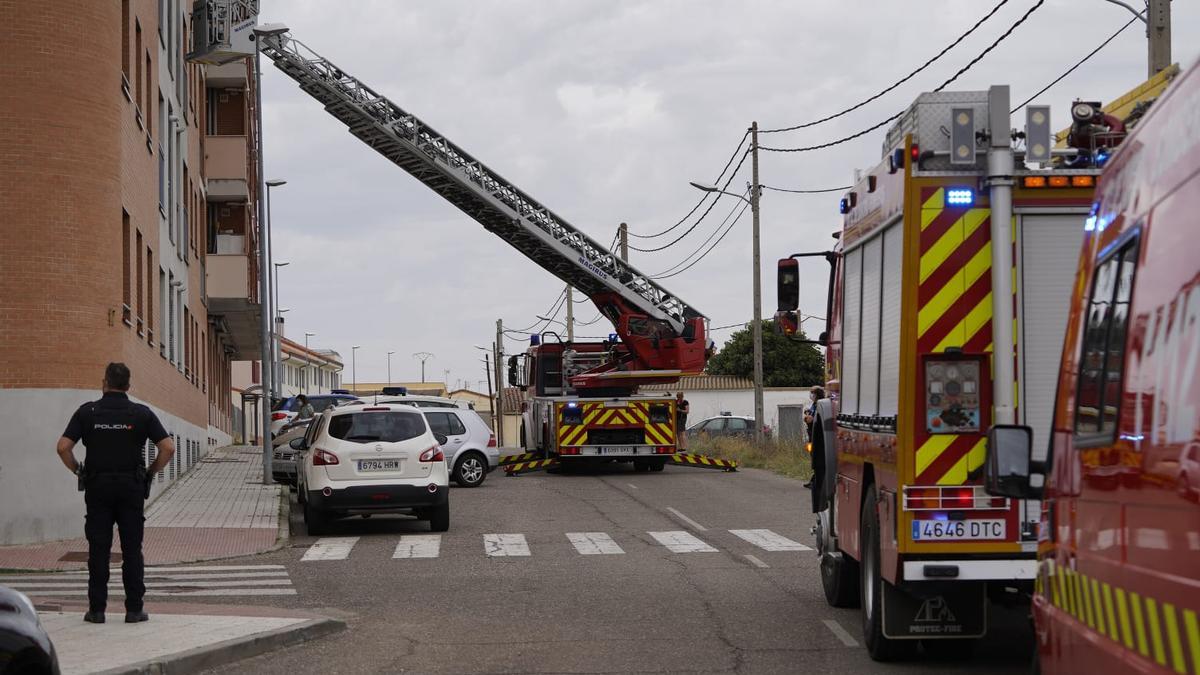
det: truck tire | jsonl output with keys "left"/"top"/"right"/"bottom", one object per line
{"left": 816, "top": 492, "right": 859, "bottom": 608}
{"left": 861, "top": 485, "right": 916, "bottom": 661}
{"left": 649, "top": 459, "right": 666, "bottom": 472}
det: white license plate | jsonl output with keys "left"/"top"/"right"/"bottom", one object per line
{"left": 598, "top": 446, "right": 636, "bottom": 455}
{"left": 357, "top": 459, "right": 402, "bottom": 472}
{"left": 912, "top": 519, "right": 1006, "bottom": 541}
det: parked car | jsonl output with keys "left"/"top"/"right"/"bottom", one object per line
{"left": 421, "top": 408, "right": 498, "bottom": 487}
{"left": 364, "top": 394, "right": 469, "bottom": 409}
{"left": 271, "top": 418, "right": 315, "bottom": 486}
{"left": 0, "top": 586, "right": 59, "bottom": 675}
{"left": 293, "top": 403, "right": 449, "bottom": 534}
{"left": 270, "top": 393, "right": 359, "bottom": 437}
{"left": 688, "top": 414, "right": 755, "bottom": 439}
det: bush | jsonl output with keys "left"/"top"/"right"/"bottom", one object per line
{"left": 689, "top": 436, "right": 813, "bottom": 481}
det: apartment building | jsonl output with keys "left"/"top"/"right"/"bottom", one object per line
{"left": 0, "top": 1, "right": 263, "bottom": 545}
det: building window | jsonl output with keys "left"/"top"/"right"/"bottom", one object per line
{"left": 1074, "top": 233, "right": 1140, "bottom": 443}
{"left": 134, "top": 21, "right": 143, "bottom": 111}
{"left": 121, "top": 211, "right": 131, "bottom": 324}
{"left": 160, "top": 270, "right": 167, "bottom": 357}
{"left": 135, "top": 229, "right": 144, "bottom": 332}
{"left": 145, "top": 52, "right": 152, "bottom": 125}
{"left": 147, "top": 249, "right": 154, "bottom": 344}
{"left": 121, "top": 0, "right": 131, "bottom": 83}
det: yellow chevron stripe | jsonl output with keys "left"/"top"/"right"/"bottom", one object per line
{"left": 644, "top": 425, "right": 667, "bottom": 446}
{"left": 656, "top": 423, "right": 675, "bottom": 442}
{"left": 563, "top": 426, "right": 587, "bottom": 446}
{"left": 1080, "top": 571, "right": 1095, "bottom": 628}
{"left": 1049, "top": 567, "right": 1061, "bottom": 609}
{"left": 1162, "top": 603, "right": 1187, "bottom": 674}
{"left": 1182, "top": 609, "right": 1200, "bottom": 675}
{"left": 915, "top": 435, "right": 956, "bottom": 476}
{"left": 922, "top": 188, "right": 945, "bottom": 217}
{"left": 1103, "top": 583, "right": 1119, "bottom": 642}
{"left": 1116, "top": 587, "right": 1135, "bottom": 650}
{"left": 920, "top": 219, "right": 965, "bottom": 283}
{"left": 1148, "top": 596, "right": 1168, "bottom": 666}
{"left": 1132, "top": 592, "right": 1150, "bottom": 657}
{"left": 584, "top": 408, "right": 602, "bottom": 425}
{"left": 1091, "top": 578, "right": 1108, "bottom": 637}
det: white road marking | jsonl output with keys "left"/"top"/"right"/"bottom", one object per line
{"left": 649, "top": 530, "right": 718, "bottom": 553}
{"left": 21, "top": 588, "right": 298, "bottom": 597}
{"left": 393, "top": 535, "right": 441, "bottom": 559}
{"left": 301, "top": 536, "right": 359, "bottom": 561}
{"left": 627, "top": 483, "right": 639, "bottom": 490}
{"left": 744, "top": 554, "right": 770, "bottom": 569}
{"left": 484, "top": 533, "right": 531, "bottom": 557}
{"left": 141, "top": 565, "right": 286, "bottom": 572}
{"left": 729, "top": 529, "right": 813, "bottom": 552}
{"left": 567, "top": 532, "right": 625, "bottom": 555}
{"left": 665, "top": 507, "right": 708, "bottom": 531}
{"left": 822, "top": 619, "right": 860, "bottom": 647}
{"left": 6, "top": 579, "right": 294, "bottom": 589}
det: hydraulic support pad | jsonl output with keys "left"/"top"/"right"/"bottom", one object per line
{"left": 498, "top": 452, "right": 538, "bottom": 467}
{"left": 504, "top": 459, "right": 560, "bottom": 476}
{"left": 671, "top": 453, "right": 738, "bottom": 471}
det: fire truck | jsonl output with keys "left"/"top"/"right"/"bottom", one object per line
{"left": 776, "top": 85, "right": 1127, "bottom": 659}
{"left": 187, "top": 3, "right": 733, "bottom": 475}
{"left": 984, "top": 60, "right": 1200, "bottom": 674}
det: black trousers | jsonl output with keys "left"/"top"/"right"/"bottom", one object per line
{"left": 84, "top": 474, "right": 145, "bottom": 612}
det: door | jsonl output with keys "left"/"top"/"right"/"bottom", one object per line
{"left": 426, "top": 411, "right": 468, "bottom": 459}
{"left": 724, "top": 417, "right": 750, "bottom": 438}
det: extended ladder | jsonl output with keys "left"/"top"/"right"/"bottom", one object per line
{"left": 254, "top": 31, "right": 704, "bottom": 334}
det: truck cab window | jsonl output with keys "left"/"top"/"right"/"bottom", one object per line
{"left": 1074, "top": 235, "right": 1139, "bottom": 441}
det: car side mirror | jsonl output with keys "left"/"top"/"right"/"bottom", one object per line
{"left": 435, "top": 433, "right": 449, "bottom": 446}
{"left": 983, "top": 424, "right": 1041, "bottom": 499}
{"left": 289, "top": 437, "right": 307, "bottom": 451}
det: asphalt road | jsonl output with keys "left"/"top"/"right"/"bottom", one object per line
{"left": 202, "top": 463, "right": 1035, "bottom": 674}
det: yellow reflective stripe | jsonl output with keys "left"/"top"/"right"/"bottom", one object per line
{"left": 1049, "top": 567, "right": 1062, "bottom": 609}
{"left": 922, "top": 189, "right": 945, "bottom": 217}
{"left": 915, "top": 435, "right": 956, "bottom": 476}
{"left": 965, "top": 437, "right": 987, "bottom": 474}
{"left": 1115, "top": 587, "right": 1135, "bottom": 650}
{"left": 1132, "top": 592, "right": 1151, "bottom": 658}
{"left": 1079, "top": 572, "right": 1095, "bottom": 629}
{"left": 1102, "top": 581, "right": 1118, "bottom": 641}
{"left": 920, "top": 219, "right": 965, "bottom": 283}
{"left": 918, "top": 268, "right": 965, "bottom": 335}
{"left": 1148, "top": 596, "right": 1168, "bottom": 666}
{"left": 1162, "top": 603, "right": 1187, "bottom": 674}
{"left": 1182, "top": 609, "right": 1200, "bottom": 675}
{"left": 1062, "top": 569, "right": 1075, "bottom": 617}
{"left": 1091, "top": 578, "right": 1107, "bottom": 636}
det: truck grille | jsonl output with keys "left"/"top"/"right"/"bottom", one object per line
{"left": 586, "top": 429, "right": 645, "bottom": 445}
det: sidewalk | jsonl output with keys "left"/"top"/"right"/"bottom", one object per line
{"left": 0, "top": 445, "right": 285, "bottom": 571}
{"left": 34, "top": 600, "right": 343, "bottom": 675}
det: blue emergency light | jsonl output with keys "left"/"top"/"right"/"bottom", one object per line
{"left": 530, "top": 334, "right": 541, "bottom": 346}
{"left": 945, "top": 188, "right": 975, "bottom": 206}
{"left": 608, "top": 333, "right": 619, "bottom": 343}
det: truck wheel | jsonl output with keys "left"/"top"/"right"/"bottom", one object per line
{"left": 861, "top": 485, "right": 915, "bottom": 661}
{"left": 428, "top": 502, "right": 450, "bottom": 532}
{"left": 649, "top": 459, "right": 666, "bottom": 472}
{"left": 816, "top": 493, "right": 859, "bottom": 608}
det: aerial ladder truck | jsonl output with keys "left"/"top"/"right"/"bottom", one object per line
{"left": 187, "top": 1, "right": 736, "bottom": 475}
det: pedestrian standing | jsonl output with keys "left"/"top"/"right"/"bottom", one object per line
{"left": 803, "top": 386, "right": 825, "bottom": 490}
{"left": 297, "top": 394, "right": 315, "bottom": 420}
{"left": 56, "top": 363, "right": 175, "bottom": 624}
{"left": 675, "top": 392, "right": 690, "bottom": 452}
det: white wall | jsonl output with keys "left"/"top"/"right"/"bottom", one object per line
{"left": 679, "top": 389, "right": 810, "bottom": 435}
{"left": 0, "top": 389, "right": 215, "bottom": 546}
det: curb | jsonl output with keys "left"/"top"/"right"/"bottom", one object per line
{"left": 93, "top": 615, "right": 346, "bottom": 675}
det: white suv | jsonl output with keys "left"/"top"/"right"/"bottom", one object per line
{"left": 291, "top": 404, "right": 450, "bottom": 535}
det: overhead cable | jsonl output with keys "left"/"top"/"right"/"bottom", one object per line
{"left": 629, "top": 147, "right": 751, "bottom": 253}
{"left": 760, "top": 0, "right": 1046, "bottom": 153}
{"left": 627, "top": 130, "right": 750, "bottom": 239}
{"left": 652, "top": 199, "right": 752, "bottom": 279}
{"left": 762, "top": 184, "right": 853, "bottom": 194}
{"left": 1010, "top": 17, "right": 1139, "bottom": 113}
{"left": 760, "top": 0, "right": 1012, "bottom": 134}
{"left": 651, "top": 188, "right": 749, "bottom": 278}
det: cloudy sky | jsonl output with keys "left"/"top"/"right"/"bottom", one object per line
{"left": 257, "top": 0, "right": 1199, "bottom": 391}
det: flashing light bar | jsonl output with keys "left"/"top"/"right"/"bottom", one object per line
{"left": 945, "top": 188, "right": 975, "bottom": 207}
{"left": 1022, "top": 175, "right": 1098, "bottom": 189}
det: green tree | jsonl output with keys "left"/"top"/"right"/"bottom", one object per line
{"left": 706, "top": 320, "right": 824, "bottom": 387}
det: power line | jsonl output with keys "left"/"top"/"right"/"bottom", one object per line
{"left": 760, "top": 0, "right": 1012, "bottom": 134}
{"left": 1011, "top": 16, "right": 1139, "bottom": 113}
{"left": 761, "top": 184, "right": 853, "bottom": 195}
{"left": 627, "top": 130, "right": 750, "bottom": 240}
{"left": 507, "top": 287, "right": 568, "bottom": 333}
{"left": 651, "top": 188, "right": 749, "bottom": 278}
{"left": 760, "top": 0, "right": 1046, "bottom": 153}
{"left": 629, "top": 146, "right": 751, "bottom": 253}
{"left": 653, "top": 198, "right": 752, "bottom": 279}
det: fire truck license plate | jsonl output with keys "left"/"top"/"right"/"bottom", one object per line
{"left": 599, "top": 446, "right": 636, "bottom": 455}
{"left": 912, "top": 519, "right": 1005, "bottom": 541}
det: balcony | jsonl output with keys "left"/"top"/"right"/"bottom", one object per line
{"left": 205, "top": 135, "right": 249, "bottom": 201}
{"left": 206, "top": 61, "right": 248, "bottom": 88}
{"left": 206, "top": 254, "right": 261, "bottom": 360}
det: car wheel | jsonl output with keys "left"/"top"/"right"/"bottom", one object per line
{"left": 428, "top": 501, "right": 450, "bottom": 532}
{"left": 454, "top": 452, "right": 488, "bottom": 488}
{"left": 303, "top": 500, "right": 329, "bottom": 536}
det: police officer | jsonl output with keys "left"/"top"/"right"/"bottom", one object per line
{"left": 55, "top": 363, "right": 175, "bottom": 624}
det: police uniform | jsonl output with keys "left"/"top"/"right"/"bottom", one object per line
{"left": 62, "top": 391, "right": 168, "bottom": 615}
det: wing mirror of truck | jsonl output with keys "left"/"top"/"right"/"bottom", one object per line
{"left": 507, "top": 355, "right": 525, "bottom": 391}
{"left": 777, "top": 258, "right": 799, "bottom": 312}
{"left": 983, "top": 424, "right": 1043, "bottom": 499}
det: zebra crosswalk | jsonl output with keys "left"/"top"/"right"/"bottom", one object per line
{"left": 1, "top": 565, "right": 296, "bottom": 598}
{"left": 299, "top": 529, "right": 811, "bottom": 562}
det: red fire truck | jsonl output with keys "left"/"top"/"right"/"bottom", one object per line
{"left": 777, "top": 85, "right": 1126, "bottom": 659}
{"left": 984, "top": 59, "right": 1200, "bottom": 674}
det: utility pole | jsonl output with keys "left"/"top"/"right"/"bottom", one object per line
{"left": 1147, "top": 0, "right": 1171, "bottom": 78}
{"left": 750, "top": 121, "right": 764, "bottom": 444}
{"left": 618, "top": 222, "right": 629, "bottom": 262}
{"left": 413, "top": 351, "right": 434, "bottom": 383}
{"left": 565, "top": 284, "right": 574, "bottom": 342}
{"left": 253, "top": 50, "right": 272, "bottom": 484}
{"left": 482, "top": 352, "right": 495, "bottom": 437}
{"left": 494, "top": 319, "right": 505, "bottom": 445}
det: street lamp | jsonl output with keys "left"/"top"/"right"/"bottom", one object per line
{"left": 272, "top": 260, "right": 289, "bottom": 399}
{"left": 387, "top": 350, "right": 395, "bottom": 388}
{"left": 690, "top": 121, "right": 764, "bottom": 442}
{"left": 304, "top": 331, "right": 315, "bottom": 395}
{"left": 264, "top": 179, "right": 286, "bottom": 400}
{"left": 351, "top": 345, "right": 360, "bottom": 394}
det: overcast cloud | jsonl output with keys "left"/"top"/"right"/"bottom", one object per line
{"left": 257, "top": 0, "right": 1200, "bottom": 391}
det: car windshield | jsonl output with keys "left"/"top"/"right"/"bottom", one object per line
{"left": 327, "top": 412, "right": 427, "bottom": 444}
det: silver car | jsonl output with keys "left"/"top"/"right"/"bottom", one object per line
{"left": 271, "top": 418, "right": 313, "bottom": 486}
{"left": 421, "top": 408, "right": 499, "bottom": 487}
